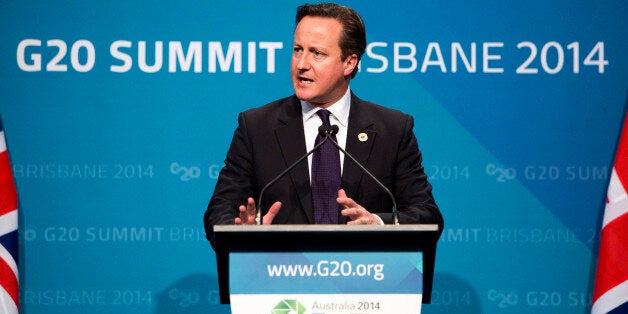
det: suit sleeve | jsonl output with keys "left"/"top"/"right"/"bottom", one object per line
{"left": 388, "top": 115, "right": 444, "bottom": 235}
{"left": 203, "top": 112, "right": 254, "bottom": 248}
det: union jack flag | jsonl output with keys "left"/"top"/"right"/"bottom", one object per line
{"left": 592, "top": 111, "right": 628, "bottom": 314}
{"left": 0, "top": 117, "right": 18, "bottom": 314}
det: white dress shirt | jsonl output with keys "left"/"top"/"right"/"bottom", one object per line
{"left": 300, "top": 87, "right": 351, "bottom": 181}
{"left": 300, "top": 88, "right": 384, "bottom": 224}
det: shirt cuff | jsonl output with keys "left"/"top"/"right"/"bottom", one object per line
{"left": 373, "top": 213, "right": 384, "bottom": 225}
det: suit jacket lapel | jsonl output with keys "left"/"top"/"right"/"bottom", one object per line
{"left": 342, "top": 94, "right": 376, "bottom": 201}
{"left": 274, "top": 96, "right": 314, "bottom": 223}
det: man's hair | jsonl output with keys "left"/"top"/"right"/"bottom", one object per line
{"left": 296, "top": 3, "right": 366, "bottom": 78}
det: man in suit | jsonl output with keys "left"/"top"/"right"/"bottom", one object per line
{"left": 204, "top": 3, "right": 443, "bottom": 247}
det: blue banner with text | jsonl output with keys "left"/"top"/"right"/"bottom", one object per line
{"left": 1, "top": 0, "right": 626, "bottom": 313}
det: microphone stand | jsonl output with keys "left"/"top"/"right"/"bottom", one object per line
{"left": 255, "top": 126, "right": 332, "bottom": 224}
{"left": 326, "top": 126, "right": 400, "bottom": 225}
{"left": 256, "top": 125, "right": 399, "bottom": 225}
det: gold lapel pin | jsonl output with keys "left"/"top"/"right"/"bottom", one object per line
{"left": 358, "top": 132, "right": 368, "bottom": 142}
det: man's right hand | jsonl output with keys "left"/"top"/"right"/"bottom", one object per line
{"left": 235, "top": 197, "right": 282, "bottom": 225}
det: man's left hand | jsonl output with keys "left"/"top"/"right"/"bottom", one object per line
{"left": 337, "top": 189, "right": 383, "bottom": 225}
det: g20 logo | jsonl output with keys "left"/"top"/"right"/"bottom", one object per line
{"left": 17, "top": 39, "right": 95, "bottom": 72}
{"left": 273, "top": 299, "right": 307, "bottom": 314}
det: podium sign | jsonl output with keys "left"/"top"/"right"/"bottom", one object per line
{"left": 229, "top": 251, "right": 423, "bottom": 313}
{"left": 213, "top": 224, "right": 439, "bottom": 313}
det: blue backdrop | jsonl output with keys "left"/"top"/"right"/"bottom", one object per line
{"left": 1, "top": 0, "right": 627, "bottom": 313}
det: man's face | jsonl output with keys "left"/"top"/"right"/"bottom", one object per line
{"left": 291, "top": 16, "right": 357, "bottom": 108}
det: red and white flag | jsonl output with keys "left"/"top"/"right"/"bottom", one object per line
{"left": 592, "top": 111, "right": 628, "bottom": 314}
{"left": 0, "top": 118, "right": 18, "bottom": 314}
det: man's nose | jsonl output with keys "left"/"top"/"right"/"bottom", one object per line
{"left": 296, "top": 53, "right": 311, "bottom": 70}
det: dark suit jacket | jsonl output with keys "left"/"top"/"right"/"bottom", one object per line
{"left": 204, "top": 93, "right": 443, "bottom": 247}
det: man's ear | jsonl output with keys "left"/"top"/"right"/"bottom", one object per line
{"left": 343, "top": 54, "right": 358, "bottom": 76}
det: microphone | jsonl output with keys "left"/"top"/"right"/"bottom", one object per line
{"left": 255, "top": 125, "right": 334, "bottom": 224}
{"left": 320, "top": 124, "right": 337, "bottom": 137}
{"left": 326, "top": 125, "right": 400, "bottom": 225}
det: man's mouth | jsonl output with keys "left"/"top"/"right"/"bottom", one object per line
{"left": 298, "top": 76, "right": 313, "bottom": 84}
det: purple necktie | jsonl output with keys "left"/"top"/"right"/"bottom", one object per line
{"left": 311, "top": 109, "right": 341, "bottom": 224}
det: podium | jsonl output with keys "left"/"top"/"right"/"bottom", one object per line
{"left": 214, "top": 224, "right": 439, "bottom": 313}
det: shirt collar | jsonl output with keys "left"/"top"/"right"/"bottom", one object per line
{"left": 301, "top": 88, "right": 351, "bottom": 127}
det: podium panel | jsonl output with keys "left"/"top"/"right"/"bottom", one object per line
{"left": 229, "top": 251, "right": 423, "bottom": 313}
{"left": 213, "top": 224, "right": 439, "bottom": 311}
